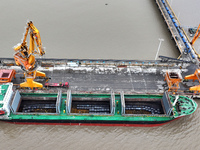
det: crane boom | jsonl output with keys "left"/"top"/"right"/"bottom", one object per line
{"left": 15, "top": 21, "right": 45, "bottom": 56}
{"left": 190, "top": 24, "right": 200, "bottom": 46}
{"left": 28, "top": 21, "right": 45, "bottom": 56}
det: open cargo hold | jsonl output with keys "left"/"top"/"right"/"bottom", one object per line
{"left": 121, "top": 91, "right": 172, "bottom": 116}
{"left": 17, "top": 97, "right": 57, "bottom": 113}
{"left": 10, "top": 90, "right": 62, "bottom": 114}
{"left": 66, "top": 90, "right": 115, "bottom": 115}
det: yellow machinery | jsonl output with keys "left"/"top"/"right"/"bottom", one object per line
{"left": 184, "top": 69, "right": 200, "bottom": 92}
{"left": 13, "top": 21, "right": 46, "bottom": 89}
{"left": 164, "top": 71, "right": 182, "bottom": 92}
{"left": 190, "top": 24, "right": 200, "bottom": 46}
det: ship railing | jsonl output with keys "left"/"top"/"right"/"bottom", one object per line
{"left": 123, "top": 114, "right": 169, "bottom": 117}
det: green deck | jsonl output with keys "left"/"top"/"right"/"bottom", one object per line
{"left": 169, "top": 95, "right": 197, "bottom": 117}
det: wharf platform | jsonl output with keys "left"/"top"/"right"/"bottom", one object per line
{"left": 155, "top": 0, "right": 198, "bottom": 63}
{"left": 0, "top": 58, "right": 199, "bottom": 96}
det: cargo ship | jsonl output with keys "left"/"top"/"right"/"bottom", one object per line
{"left": 0, "top": 83, "right": 197, "bottom": 127}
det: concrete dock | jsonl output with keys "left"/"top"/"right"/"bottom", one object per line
{"left": 0, "top": 58, "right": 199, "bottom": 96}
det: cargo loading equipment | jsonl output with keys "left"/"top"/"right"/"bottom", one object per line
{"left": 156, "top": 0, "right": 198, "bottom": 62}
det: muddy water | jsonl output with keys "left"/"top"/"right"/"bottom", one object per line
{"left": 0, "top": 0, "right": 179, "bottom": 60}
{"left": 0, "top": 0, "right": 199, "bottom": 150}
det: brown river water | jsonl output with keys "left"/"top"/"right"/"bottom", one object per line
{"left": 0, "top": 0, "right": 200, "bottom": 149}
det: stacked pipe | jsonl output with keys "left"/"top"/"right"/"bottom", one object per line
{"left": 161, "top": 0, "right": 195, "bottom": 59}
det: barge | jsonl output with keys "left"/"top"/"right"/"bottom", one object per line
{"left": 0, "top": 83, "right": 197, "bottom": 127}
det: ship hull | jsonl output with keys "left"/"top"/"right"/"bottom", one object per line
{"left": 4, "top": 118, "right": 179, "bottom": 127}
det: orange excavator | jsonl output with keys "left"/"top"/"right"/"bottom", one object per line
{"left": 13, "top": 21, "right": 46, "bottom": 89}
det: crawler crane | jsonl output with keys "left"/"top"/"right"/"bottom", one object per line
{"left": 13, "top": 21, "right": 46, "bottom": 89}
